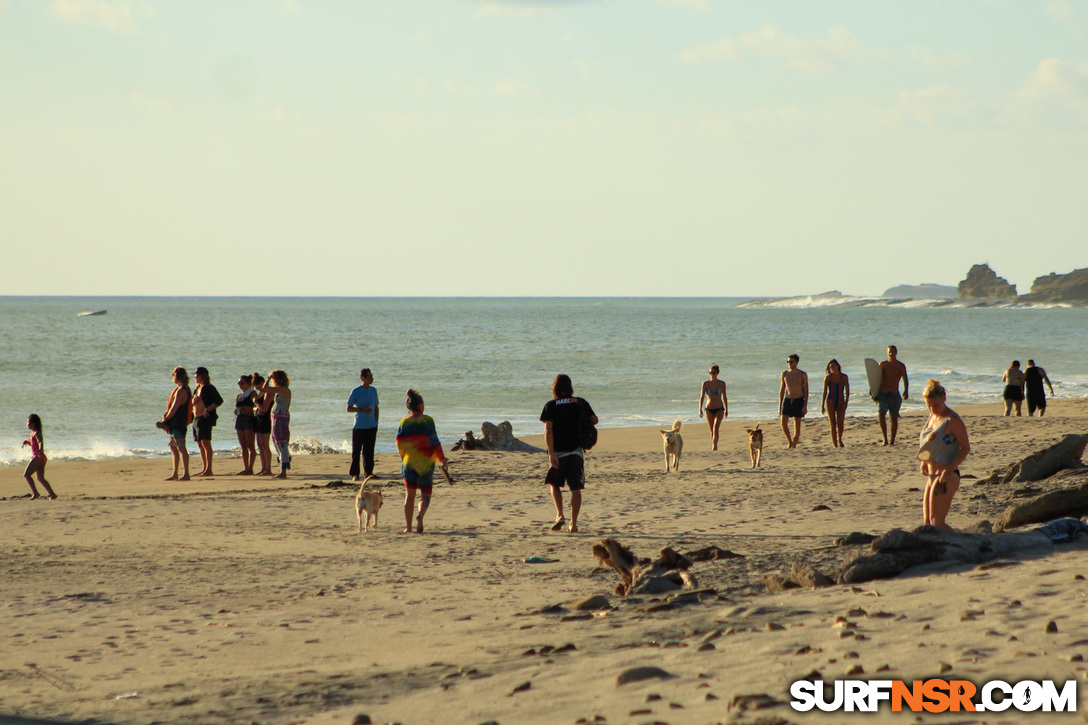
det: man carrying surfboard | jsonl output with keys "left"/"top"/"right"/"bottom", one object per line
{"left": 876, "top": 345, "right": 909, "bottom": 446}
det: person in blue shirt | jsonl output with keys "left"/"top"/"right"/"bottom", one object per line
{"left": 347, "top": 368, "right": 380, "bottom": 481}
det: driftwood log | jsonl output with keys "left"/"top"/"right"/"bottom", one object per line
{"left": 976, "top": 434, "right": 1088, "bottom": 486}
{"left": 452, "top": 421, "right": 543, "bottom": 452}
{"left": 838, "top": 526, "right": 1056, "bottom": 584}
{"left": 592, "top": 539, "right": 697, "bottom": 596}
{"left": 995, "top": 470, "right": 1088, "bottom": 531}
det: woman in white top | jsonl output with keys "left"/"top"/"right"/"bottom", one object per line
{"left": 917, "top": 379, "right": 971, "bottom": 530}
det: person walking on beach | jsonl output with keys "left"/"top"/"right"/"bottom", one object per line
{"left": 266, "top": 370, "right": 292, "bottom": 479}
{"left": 396, "top": 388, "right": 448, "bottom": 534}
{"left": 234, "top": 374, "right": 258, "bottom": 475}
{"left": 159, "top": 366, "right": 192, "bottom": 481}
{"left": 192, "top": 367, "right": 223, "bottom": 477}
{"left": 1002, "top": 360, "right": 1026, "bottom": 417}
{"left": 820, "top": 359, "right": 850, "bottom": 448}
{"left": 22, "top": 414, "right": 57, "bottom": 500}
{"left": 251, "top": 372, "right": 274, "bottom": 476}
{"left": 1025, "top": 359, "right": 1055, "bottom": 417}
{"left": 698, "top": 364, "right": 728, "bottom": 451}
{"left": 778, "top": 354, "right": 808, "bottom": 448}
{"left": 541, "top": 374, "right": 597, "bottom": 533}
{"left": 877, "top": 345, "right": 908, "bottom": 446}
{"left": 918, "top": 380, "right": 970, "bottom": 530}
{"left": 347, "top": 368, "right": 379, "bottom": 481}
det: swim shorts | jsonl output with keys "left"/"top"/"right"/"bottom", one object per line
{"left": 169, "top": 428, "right": 186, "bottom": 447}
{"left": 1003, "top": 385, "right": 1024, "bottom": 402}
{"left": 193, "top": 416, "right": 214, "bottom": 441}
{"left": 235, "top": 415, "right": 256, "bottom": 432}
{"left": 255, "top": 414, "right": 272, "bottom": 435}
{"left": 1027, "top": 394, "right": 1046, "bottom": 414}
{"left": 780, "top": 397, "right": 805, "bottom": 419}
{"left": 403, "top": 468, "right": 434, "bottom": 492}
{"left": 877, "top": 390, "right": 902, "bottom": 418}
{"left": 545, "top": 452, "right": 585, "bottom": 491}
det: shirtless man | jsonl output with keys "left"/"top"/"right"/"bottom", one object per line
{"left": 778, "top": 354, "right": 808, "bottom": 448}
{"left": 1002, "top": 360, "right": 1026, "bottom": 417}
{"left": 877, "top": 345, "right": 909, "bottom": 446}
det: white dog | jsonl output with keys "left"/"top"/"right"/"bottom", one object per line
{"left": 355, "top": 475, "right": 384, "bottom": 533}
{"left": 660, "top": 420, "right": 683, "bottom": 472}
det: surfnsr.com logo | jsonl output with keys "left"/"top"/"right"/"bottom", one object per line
{"left": 790, "top": 679, "right": 1077, "bottom": 713}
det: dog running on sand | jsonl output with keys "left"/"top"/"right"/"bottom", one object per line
{"left": 355, "top": 475, "right": 384, "bottom": 533}
{"left": 746, "top": 424, "right": 764, "bottom": 468}
{"left": 660, "top": 420, "right": 683, "bottom": 472}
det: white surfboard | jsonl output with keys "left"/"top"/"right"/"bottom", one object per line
{"left": 864, "top": 358, "right": 882, "bottom": 401}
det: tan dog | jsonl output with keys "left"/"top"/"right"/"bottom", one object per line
{"left": 746, "top": 424, "right": 763, "bottom": 468}
{"left": 660, "top": 420, "right": 683, "bottom": 472}
{"left": 355, "top": 475, "right": 383, "bottom": 533}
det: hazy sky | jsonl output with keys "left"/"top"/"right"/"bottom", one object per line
{"left": 2, "top": 0, "right": 1086, "bottom": 297}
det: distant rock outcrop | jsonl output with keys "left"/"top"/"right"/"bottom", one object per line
{"left": 882, "top": 283, "right": 958, "bottom": 299}
{"left": 957, "top": 264, "right": 1018, "bottom": 299}
{"left": 1021, "top": 267, "right": 1088, "bottom": 303}
{"left": 453, "top": 421, "right": 542, "bottom": 452}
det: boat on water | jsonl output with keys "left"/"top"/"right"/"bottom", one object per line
{"left": 77, "top": 310, "right": 108, "bottom": 317}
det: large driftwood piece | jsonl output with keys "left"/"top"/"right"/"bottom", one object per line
{"left": 995, "top": 474, "right": 1088, "bottom": 531}
{"left": 838, "top": 526, "right": 1054, "bottom": 584}
{"left": 452, "top": 421, "right": 543, "bottom": 452}
{"left": 592, "top": 539, "right": 697, "bottom": 596}
{"left": 977, "top": 434, "right": 1088, "bottom": 486}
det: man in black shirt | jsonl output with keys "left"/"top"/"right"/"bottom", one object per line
{"left": 1025, "top": 360, "right": 1055, "bottom": 417}
{"left": 540, "top": 374, "right": 597, "bottom": 533}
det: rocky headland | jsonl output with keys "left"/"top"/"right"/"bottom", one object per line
{"left": 957, "top": 263, "right": 1018, "bottom": 298}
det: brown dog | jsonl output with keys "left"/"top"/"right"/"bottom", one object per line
{"left": 355, "top": 475, "right": 383, "bottom": 533}
{"left": 660, "top": 420, "right": 683, "bottom": 472}
{"left": 746, "top": 424, "right": 763, "bottom": 468}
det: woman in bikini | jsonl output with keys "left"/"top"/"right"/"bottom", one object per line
{"left": 698, "top": 364, "right": 728, "bottom": 451}
{"left": 918, "top": 380, "right": 970, "bottom": 530}
{"left": 821, "top": 359, "right": 850, "bottom": 448}
{"left": 160, "top": 366, "right": 192, "bottom": 481}
{"left": 22, "top": 414, "right": 57, "bottom": 499}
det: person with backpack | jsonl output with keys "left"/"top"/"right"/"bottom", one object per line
{"left": 540, "top": 374, "right": 597, "bottom": 533}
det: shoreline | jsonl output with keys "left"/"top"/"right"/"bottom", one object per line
{"left": 3, "top": 398, "right": 1088, "bottom": 723}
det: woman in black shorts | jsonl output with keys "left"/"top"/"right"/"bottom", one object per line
{"left": 252, "top": 372, "right": 274, "bottom": 476}
{"left": 234, "top": 374, "right": 258, "bottom": 475}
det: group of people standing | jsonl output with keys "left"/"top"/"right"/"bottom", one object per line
{"left": 159, "top": 367, "right": 293, "bottom": 481}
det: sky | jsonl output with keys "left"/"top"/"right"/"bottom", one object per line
{"left": 1, "top": 0, "right": 1086, "bottom": 297}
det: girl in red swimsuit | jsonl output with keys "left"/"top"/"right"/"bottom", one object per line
{"left": 22, "top": 414, "right": 57, "bottom": 500}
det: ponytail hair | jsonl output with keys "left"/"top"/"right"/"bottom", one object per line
{"left": 405, "top": 388, "right": 424, "bottom": 412}
{"left": 251, "top": 372, "right": 265, "bottom": 386}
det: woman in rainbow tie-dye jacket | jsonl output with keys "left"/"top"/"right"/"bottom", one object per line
{"left": 395, "top": 388, "right": 448, "bottom": 534}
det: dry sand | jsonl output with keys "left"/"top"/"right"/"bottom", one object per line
{"left": 2, "top": 400, "right": 1088, "bottom": 724}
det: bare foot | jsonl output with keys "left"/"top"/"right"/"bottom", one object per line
{"left": 416, "top": 516, "right": 424, "bottom": 534}
{"left": 550, "top": 517, "right": 566, "bottom": 532}
{"left": 236, "top": 470, "right": 253, "bottom": 476}
{"left": 401, "top": 527, "right": 411, "bottom": 534}
{"left": 165, "top": 475, "right": 179, "bottom": 481}
{"left": 256, "top": 470, "right": 272, "bottom": 476}
{"left": 29, "top": 493, "right": 40, "bottom": 500}
{"left": 568, "top": 524, "right": 578, "bottom": 533}
{"left": 275, "top": 472, "right": 287, "bottom": 479}
{"left": 194, "top": 471, "right": 211, "bottom": 477}
{"left": 48, "top": 494, "right": 58, "bottom": 500}
{"left": 180, "top": 475, "right": 191, "bottom": 481}
{"left": 351, "top": 475, "right": 359, "bottom": 482}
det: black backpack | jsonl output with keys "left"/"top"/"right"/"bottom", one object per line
{"left": 576, "top": 398, "right": 597, "bottom": 450}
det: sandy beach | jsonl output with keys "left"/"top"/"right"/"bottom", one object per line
{"left": 3, "top": 400, "right": 1088, "bottom": 724}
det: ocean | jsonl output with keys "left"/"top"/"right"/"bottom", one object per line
{"left": 1, "top": 295, "right": 1085, "bottom": 466}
